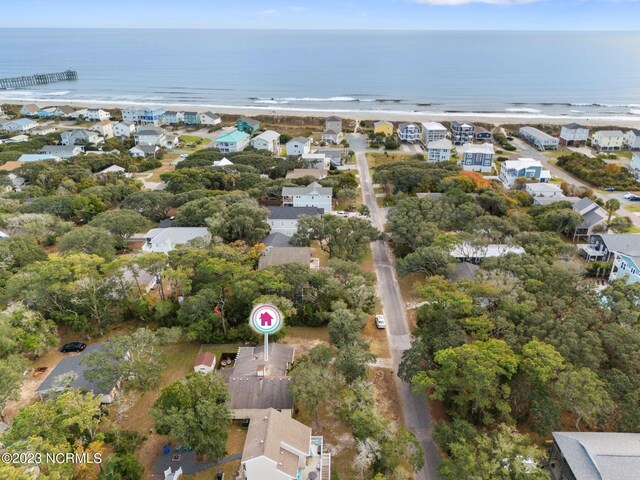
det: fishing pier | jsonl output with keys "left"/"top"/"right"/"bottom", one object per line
{"left": 0, "top": 70, "right": 78, "bottom": 90}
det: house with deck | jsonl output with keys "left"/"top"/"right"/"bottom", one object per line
{"left": 460, "top": 143, "right": 495, "bottom": 173}
{"left": 142, "top": 227, "right": 211, "bottom": 253}
{"left": 2, "top": 118, "right": 36, "bottom": 132}
{"left": 135, "top": 127, "right": 168, "bottom": 147}
{"left": 451, "top": 122, "right": 475, "bottom": 145}
{"left": 90, "top": 120, "right": 114, "bottom": 139}
{"left": 592, "top": 130, "right": 624, "bottom": 151}
{"left": 20, "top": 104, "right": 40, "bottom": 116}
{"left": 579, "top": 233, "right": 640, "bottom": 262}
{"left": 474, "top": 126, "right": 492, "bottom": 141}
{"left": 519, "top": 126, "right": 559, "bottom": 151}
{"left": 113, "top": 121, "right": 136, "bottom": 138}
{"left": 183, "top": 111, "right": 199, "bottom": 126}
{"left": 397, "top": 123, "right": 421, "bottom": 143}
{"left": 422, "top": 122, "right": 447, "bottom": 144}
{"left": 525, "top": 182, "right": 563, "bottom": 198}
{"left": 251, "top": 130, "right": 281, "bottom": 153}
{"left": 373, "top": 120, "right": 394, "bottom": 137}
{"left": 237, "top": 117, "right": 261, "bottom": 134}
{"left": 499, "top": 158, "right": 551, "bottom": 188}
{"left": 624, "top": 128, "right": 640, "bottom": 150}
{"left": 122, "top": 107, "right": 166, "bottom": 126}
{"left": 286, "top": 137, "right": 311, "bottom": 156}
{"left": 426, "top": 139, "right": 452, "bottom": 162}
{"left": 95, "top": 165, "right": 132, "bottom": 178}
{"left": 39, "top": 145, "right": 84, "bottom": 159}
{"left": 609, "top": 252, "right": 640, "bottom": 285}
{"left": 572, "top": 198, "right": 607, "bottom": 240}
{"left": 267, "top": 206, "right": 324, "bottom": 236}
{"left": 162, "top": 111, "right": 184, "bottom": 125}
{"left": 282, "top": 182, "right": 332, "bottom": 212}
{"left": 30, "top": 125, "right": 57, "bottom": 136}
{"left": 61, "top": 129, "right": 103, "bottom": 146}
{"left": 199, "top": 111, "right": 221, "bottom": 126}
{"left": 214, "top": 130, "right": 251, "bottom": 153}
{"left": 86, "top": 108, "right": 111, "bottom": 122}
{"left": 321, "top": 129, "right": 343, "bottom": 145}
{"left": 241, "top": 408, "right": 330, "bottom": 480}
{"left": 631, "top": 152, "right": 640, "bottom": 180}
{"left": 129, "top": 144, "right": 160, "bottom": 158}
{"left": 560, "top": 123, "right": 590, "bottom": 146}
{"left": 451, "top": 243, "right": 526, "bottom": 264}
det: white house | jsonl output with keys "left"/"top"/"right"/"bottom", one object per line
{"left": 193, "top": 352, "right": 216, "bottom": 374}
{"left": 631, "top": 152, "right": 640, "bottom": 180}
{"left": 499, "top": 158, "right": 551, "bottom": 188}
{"left": 95, "top": 165, "right": 131, "bottom": 178}
{"left": 325, "top": 116, "right": 342, "bottom": 133}
{"left": 321, "top": 129, "right": 343, "bottom": 145}
{"left": 142, "top": 227, "right": 211, "bottom": 253}
{"left": 30, "top": 125, "right": 57, "bottom": 136}
{"left": 286, "top": 137, "right": 311, "bottom": 156}
{"left": 90, "top": 120, "right": 114, "bottom": 139}
{"left": 624, "top": 129, "right": 640, "bottom": 150}
{"left": 38, "top": 145, "right": 84, "bottom": 159}
{"left": 560, "top": 123, "right": 590, "bottom": 146}
{"left": 397, "top": 123, "right": 421, "bottom": 143}
{"left": 2, "top": 118, "right": 36, "bottom": 132}
{"left": 460, "top": 143, "right": 495, "bottom": 173}
{"left": 519, "top": 126, "right": 559, "bottom": 151}
{"left": 609, "top": 252, "right": 640, "bottom": 285}
{"left": 267, "top": 206, "right": 324, "bottom": 236}
{"left": 572, "top": 198, "right": 607, "bottom": 240}
{"left": 422, "top": 122, "right": 447, "bottom": 144}
{"left": 70, "top": 108, "right": 89, "bottom": 120}
{"left": 213, "top": 157, "right": 234, "bottom": 167}
{"left": 214, "top": 130, "right": 251, "bottom": 153}
{"left": 20, "top": 104, "right": 40, "bottom": 116}
{"left": 282, "top": 182, "right": 332, "bottom": 213}
{"left": 135, "top": 127, "right": 167, "bottom": 147}
{"left": 0, "top": 134, "right": 29, "bottom": 144}
{"left": 113, "top": 121, "right": 136, "bottom": 138}
{"left": 451, "top": 243, "right": 526, "bottom": 264}
{"left": 301, "top": 153, "right": 330, "bottom": 169}
{"left": 129, "top": 144, "right": 160, "bottom": 158}
{"left": 427, "top": 139, "right": 452, "bottom": 162}
{"left": 121, "top": 106, "right": 166, "bottom": 126}
{"left": 525, "top": 182, "right": 564, "bottom": 198}
{"left": 592, "top": 130, "right": 624, "bottom": 151}
{"left": 86, "top": 108, "right": 111, "bottom": 122}
{"left": 451, "top": 122, "right": 475, "bottom": 145}
{"left": 199, "top": 111, "right": 221, "bottom": 126}
{"left": 251, "top": 130, "right": 281, "bottom": 153}
{"left": 61, "top": 129, "right": 103, "bottom": 146}
{"left": 18, "top": 154, "right": 60, "bottom": 162}
{"left": 242, "top": 408, "right": 329, "bottom": 480}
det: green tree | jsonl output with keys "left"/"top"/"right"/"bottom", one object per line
{"left": 59, "top": 226, "right": 118, "bottom": 261}
{"left": 397, "top": 246, "right": 455, "bottom": 276}
{"left": 290, "top": 359, "right": 341, "bottom": 427}
{"left": 3, "top": 213, "right": 73, "bottom": 244}
{"left": 0, "top": 355, "right": 29, "bottom": 421}
{"left": 152, "top": 372, "right": 231, "bottom": 459}
{"left": 121, "top": 191, "right": 174, "bottom": 221}
{"left": 336, "top": 343, "right": 376, "bottom": 384}
{"left": 605, "top": 198, "right": 621, "bottom": 224}
{"left": 554, "top": 367, "right": 613, "bottom": 430}
{"left": 89, "top": 210, "right": 150, "bottom": 247}
{"left": 98, "top": 453, "right": 143, "bottom": 480}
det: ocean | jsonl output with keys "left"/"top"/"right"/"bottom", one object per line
{"left": 1, "top": 29, "right": 640, "bottom": 120}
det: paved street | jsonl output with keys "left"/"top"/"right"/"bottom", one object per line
{"left": 349, "top": 133, "right": 441, "bottom": 480}
{"left": 510, "top": 137, "right": 640, "bottom": 227}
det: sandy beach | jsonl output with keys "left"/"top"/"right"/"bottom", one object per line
{"left": 9, "top": 98, "right": 640, "bottom": 129}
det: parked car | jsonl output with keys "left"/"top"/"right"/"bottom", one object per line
{"left": 628, "top": 195, "right": 640, "bottom": 202}
{"left": 604, "top": 187, "right": 616, "bottom": 192}
{"left": 375, "top": 314, "right": 386, "bottom": 329}
{"left": 624, "top": 193, "right": 640, "bottom": 200}
{"left": 60, "top": 342, "right": 86, "bottom": 353}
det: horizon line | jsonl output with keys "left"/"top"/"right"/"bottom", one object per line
{"left": 1, "top": 27, "right": 640, "bottom": 32}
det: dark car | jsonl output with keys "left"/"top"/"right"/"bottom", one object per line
{"left": 604, "top": 187, "right": 616, "bottom": 192}
{"left": 60, "top": 342, "right": 86, "bottom": 353}
{"left": 217, "top": 469, "right": 225, "bottom": 480}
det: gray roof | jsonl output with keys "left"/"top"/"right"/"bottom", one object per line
{"left": 563, "top": 123, "right": 588, "bottom": 130}
{"left": 326, "top": 115, "right": 342, "bottom": 122}
{"left": 262, "top": 233, "right": 295, "bottom": 248}
{"left": 520, "top": 126, "right": 558, "bottom": 142}
{"left": 552, "top": 431, "right": 640, "bottom": 480}
{"left": 144, "top": 227, "right": 210, "bottom": 245}
{"left": 288, "top": 136, "right": 310, "bottom": 144}
{"left": 227, "top": 344, "right": 295, "bottom": 378}
{"left": 131, "top": 144, "right": 159, "bottom": 154}
{"left": 35, "top": 344, "right": 115, "bottom": 396}
{"left": 39, "top": 145, "right": 81, "bottom": 155}
{"left": 238, "top": 117, "right": 260, "bottom": 127}
{"left": 252, "top": 130, "right": 280, "bottom": 142}
{"left": 534, "top": 196, "right": 581, "bottom": 206}
{"left": 574, "top": 197, "right": 599, "bottom": 212}
{"left": 268, "top": 206, "right": 324, "bottom": 220}
{"left": 451, "top": 261, "right": 479, "bottom": 281}
{"left": 580, "top": 209, "right": 606, "bottom": 228}
{"left": 258, "top": 247, "right": 311, "bottom": 269}
{"left": 227, "top": 377, "right": 293, "bottom": 410}
{"left": 591, "top": 234, "right": 640, "bottom": 256}
{"left": 323, "top": 129, "right": 339, "bottom": 135}
{"left": 201, "top": 111, "right": 220, "bottom": 119}
{"left": 282, "top": 182, "right": 332, "bottom": 197}
{"left": 416, "top": 192, "right": 444, "bottom": 199}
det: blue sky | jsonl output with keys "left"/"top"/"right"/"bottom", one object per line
{"left": 1, "top": 0, "right": 639, "bottom": 29}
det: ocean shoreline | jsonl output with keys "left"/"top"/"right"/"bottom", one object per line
{"left": 4, "top": 97, "right": 640, "bottom": 128}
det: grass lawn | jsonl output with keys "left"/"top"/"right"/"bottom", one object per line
{"left": 544, "top": 149, "right": 571, "bottom": 159}
{"left": 627, "top": 226, "right": 640, "bottom": 233}
{"left": 179, "top": 136, "right": 212, "bottom": 151}
{"left": 624, "top": 204, "right": 640, "bottom": 212}
{"left": 367, "top": 152, "right": 420, "bottom": 168}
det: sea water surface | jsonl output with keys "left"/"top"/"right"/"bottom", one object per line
{"left": 1, "top": 29, "right": 640, "bottom": 119}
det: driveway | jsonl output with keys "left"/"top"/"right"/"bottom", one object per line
{"left": 350, "top": 133, "right": 441, "bottom": 480}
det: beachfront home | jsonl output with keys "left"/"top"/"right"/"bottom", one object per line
{"left": 37, "top": 106, "right": 59, "bottom": 118}
{"left": 286, "top": 137, "right": 312, "bottom": 156}
{"left": 2, "top": 118, "right": 36, "bottom": 132}
{"left": 55, "top": 105, "right": 76, "bottom": 118}
{"left": 321, "top": 129, "right": 343, "bottom": 145}
{"left": 142, "top": 227, "right": 211, "bottom": 253}
{"left": 241, "top": 408, "right": 330, "bottom": 480}
{"left": 326, "top": 115, "right": 343, "bottom": 132}
{"left": 422, "top": 122, "right": 447, "bottom": 144}
{"left": 579, "top": 233, "right": 640, "bottom": 262}
{"left": 251, "top": 130, "right": 281, "bottom": 153}
{"left": 20, "top": 104, "right": 40, "bottom": 117}
{"left": 519, "top": 126, "right": 559, "bottom": 151}
{"left": 183, "top": 111, "right": 199, "bottom": 126}
{"left": 162, "top": 111, "right": 184, "bottom": 125}
{"left": 90, "top": 120, "right": 114, "bottom": 139}
{"left": 572, "top": 198, "right": 607, "bottom": 241}
{"left": 499, "top": 158, "right": 551, "bottom": 188}
{"left": 39, "top": 145, "right": 84, "bottom": 159}
{"left": 374, "top": 120, "right": 394, "bottom": 136}
{"left": 427, "top": 139, "right": 452, "bottom": 163}
{"left": 199, "top": 111, "right": 221, "bottom": 126}
{"left": 301, "top": 153, "right": 329, "bottom": 169}
{"left": 474, "top": 126, "right": 492, "bottom": 141}
{"left": 214, "top": 130, "right": 251, "bottom": 153}
{"left": 624, "top": 129, "right": 640, "bottom": 150}
{"left": 460, "top": 143, "right": 495, "bottom": 173}
{"left": 267, "top": 206, "right": 324, "bottom": 237}
{"left": 282, "top": 182, "right": 333, "bottom": 212}
{"left": 236, "top": 117, "right": 261, "bottom": 133}
{"left": 113, "top": 121, "right": 136, "bottom": 138}
{"left": 122, "top": 107, "right": 166, "bottom": 126}
{"left": 129, "top": 144, "right": 160, "bottom": 158}
{"left": 631, "top": 152, "right": 640, "bottom": 180}
{"left": 592, "top": 130, "right": 624, "bottom": 151}
{"left": 61, "top": 129, "right": 103, "bottom": 146}
{"left": 86, "top": 108, "right": 111, "bottom": 122}
{"left": 0, "top": 135, "right": 29, "bottom": 145}
{"left": 560, "top": 123, "right": 590, "bottom": 146}
{"left": 70, "top": 108, "right": 89, "bottom": 120}
{"left": 397, "top": 123, "right": 421, "bottom": 143}
{"left": 451, "top": 122, "right": 475, "bottom": 145}
{"left": 525, "top": 182, "right": 563, "bottom": 198}
{"left": 548, "top": 431, "right": 640, "bottom": 480}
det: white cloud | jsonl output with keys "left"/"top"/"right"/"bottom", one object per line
{"left": 289, "top": 6, "right": 308, "bottom": 12}
{"left": 413, "top": 0, "right": 539, "bottom": 5}
{"left": 256, "top": 9, "right": 278, "bottom": 18}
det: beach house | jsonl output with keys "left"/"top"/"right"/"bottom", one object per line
{"left": 286, "top": 137, "right": 312, "bottom": 156}
{"left": 183, "top": 111, "right": 199, "bottom": 126}
{"left": 321, "top": 129, "right": 343, "bottom": 145}
{"left": 592, "top": 130, "right": 624, "bottom": 151}
{"left": 609, "top": 252, "right": 640, "bottom": 285}
{"left": 519, "top": 126, "right": 559, "bottom": 151}
{"left": 451, "top": 122, "right": 475, "bottom": 145}
{"left": 199, "top": 111, "right": 221, "bottom": 126}
{"left": 214, "top": 130, "right": 251, "bottom": 153}
{"left": 579, "top": 233, "right": 640, "bottom": 262}
{"left": 122, "top": 107, "right": 166, "bottom": 126}
{"left": 631, "top": 152, "right": 640, "bottom": 180}
{"left": 113, "top": 121, "right": 136, "bottom": 138}
{"left": 135, "top": 127, "right": 167, "bottom": 147}
{"left": 241, "top": 408, "right": 330, "bottom": 480}
{"left": 422, "top": 122, "right": 447, "bottom": 144}
{"left": 18, "top": 154, "right": 61, "bottom": 162}
{"left": 251, "top": 130, "right": 281, "bottom": 153}
{"left": 129, "top": 144, "right": 160, "bottom": 158}
{"left": 142, "top": 227, "right": 211, "bottom": 253}
{"left": 282, "top": 182, "right": 333, "bottom": 212}
{"left": 460, "top": 143, "right": 495, "bottom": 173}
{"left": 623, "top": 129, "right": 640, "bottom": 150}
{"left": 301, "top": 153, "right": 329, "bottom": 169}
{"left": 499, "top": 158, "right": 551, "bottom": 188}
{"left": 560, "top": 123, "right": 590, "bottom": 146}
{"left": 525, "top": 182, "right": 563, "bottom": 198}
{"left": 20, "top": 104, "right": 40, "bottom": 117}
{"left": 162, "top": 111, "right": 184, "bottom": 125}
{"left": 267, "top": 206, "right": 324, "bottom": 237}
{"left": 397, "top": 123, "right": 421, "bottom": 143}
{"left": 86, "top": 108, "right": 110, "bottom": 122}
{"left": 61, "top": 129, "right": 103, "bottom": 146}
{"left": 30, "top": 125, "right": 57, "bottom": 136}
{"left": 2, "top": 118, "right": 36, "bottom": 132}
{"left": 450, "top": 243, "right": 526, "bottom": 264}
{"left": 236, "top": 117, "right": 261, "bottom": 133}
{"left": 37, "top": 106, "right": 59, "bottom": 118}
{"left": 426, "top": 139, "right": 452, "bottom": 162}
{"left": 39, "top": 145, "right": 84, "bottom": 159}
{"left": 95, "top": 165, "right": 131, "bottom": 178}
{"left": 474, "top": 126, "right": 493, "bottom": 141}
{"left": 374, "top": 120, "right": 394, "bottom": 136}
{"left": 572, "top": 198, "right": 607, "bottom": 240}
{"left": 325, "top": 115, "right": 343, "bottom": 132}
{"left": 90, "top": 120, "right": 114, "bottom": 139}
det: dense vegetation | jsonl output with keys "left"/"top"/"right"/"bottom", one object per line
{"left": 557, "top": 152, "right": 639, "bottom": 189}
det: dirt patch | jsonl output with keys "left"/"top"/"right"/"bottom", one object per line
{"left": 362, "top": 318, "right": 390, "bottom": 359}
{"left": 370, "top": 367, "right": 404, "bottom": 427}
{"left": 280, "top": 327, "right": 330, "bottom": 358}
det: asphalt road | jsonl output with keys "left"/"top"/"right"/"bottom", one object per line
{"left": 510, "top": 137, "right": 640, "bottom": 227}
{"left": 350, "top": 133, "right": 441, "bottom": 480}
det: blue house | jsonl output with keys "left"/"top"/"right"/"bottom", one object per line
{"left": 183, "top": 112, "right": 199, "bottom": 125}
{"left": 236, "top": 117, "right": 260, "bottom": 133}
{"left": 499, "top": 158, "right": 551, "bottom": 188}
{"left": 162, "top": 111, "right": 184, "bottom": 125}
{"left": 460, "top": 143, "right": 495, "bottom": 173}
